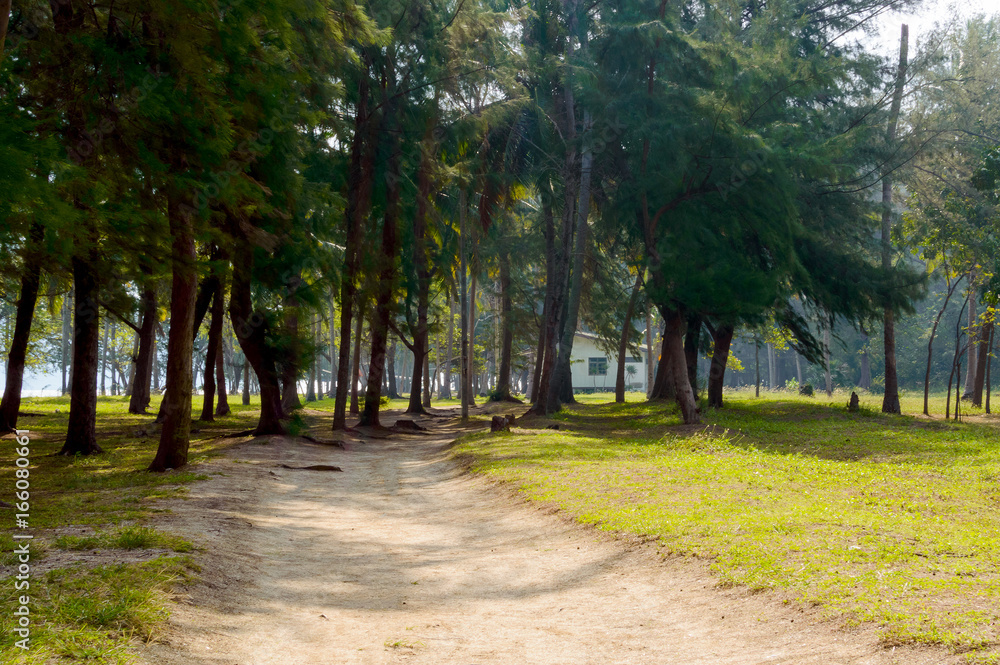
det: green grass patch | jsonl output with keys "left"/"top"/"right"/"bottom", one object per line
{"left": 1, "top": 394, "right": 256, "bottom": 662}
{"left": 0, "top": 556, "right": 198, "bottom": 664}
{"left": 456, "top": 389, "right": 1000, "bottom": 659}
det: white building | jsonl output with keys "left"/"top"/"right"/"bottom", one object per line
{"left": 569, "top": 331, "right": 651, "bottom": 394}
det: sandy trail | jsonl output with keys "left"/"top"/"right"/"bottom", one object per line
{"left": 139, "top": 412, "right": 953, "bottom": 665}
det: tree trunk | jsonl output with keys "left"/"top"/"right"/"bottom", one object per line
{"left": 615, "top": 275, "right": 642, "bottom": 403}
{"left": 973, "top": 320, "right": 991, "bottom": 407}
{"left": 0, "top": 222, "right": 43, "bottom": 433}
{"left": 986, "top": 324, "right": 994, "bottom": 414}
{"left": 494, "top": 248, "right": 515, "bottom": 401}
{"left": 100, "top": 317, "right": 108, "bottom": 397}
{"left": 328, "top": 290, "right": 337, "bottom": 397}
{"left": 406, "top": 145, "right": 433, "bottom": 414}
{"left": 128, "top": 286, "right": 157, "bottom": 414}
{"left": 663, "top": 308, "right": 700, "bottom": 423}
{"left": 242, "top": 359, "right": 250, "bottom": 405}
{"left": 61, "top": 289, "right": 71, "bottom": 395}
{"left": 963, "top": 285, "right": 978, "bottom": 400}
{"left": 199, "top": 274, "right": 225, "bottom": 421}
{"left": 858, "top": 333, "right": 871, "bottom": 389}
{"left": 467, "top": 269, "right": 479, "bottom": 405}
{"left": 228, "top": 240, "right": 285, "bottom": 435}
{"left": 707, "top": 324, "right": 734, "bottom": 408}
{"left": 359, "top": 138, "right": 401, "bottom": 428}
{"left": 460, "top": 190, "right": 471, "bottom": 419}
{"left": 530, "top": 196, "right": 566, "bottom": 415}
{"left": 216, "top": 348, "right": 230, "bottom": 416}
{"left": 881, "top": 24, "right": 908, "bottom": 415}
{"left": 150, "top": 198, "right": 198, "bottom": 471}
{"left": 645, "top": 309, "right": 654, "bottom": 398}
{"left": 349, "top": 313, "right": 363, "bottom": 415}
{"left": 924, "top": 275, "right": 960, "bottom": 416}
{"left": 422, "top": 352, "right": 431, "bottom": 408}
{"left": 306, "top": 318, "right": 318, "bottom": 402}
{"left": 546, "top": 109, "right": 593, "bottom": 413}
{"left": 755, "top": 337, "right": 761, "bottom": 397}
{"left": 333, "top": 66, "right": 374, "bottom": 430}
{"left": 823, "top": 324, "right": 832, "bottom": 397}
{"left": 386, "top": 336, "right": 398, "bottom": 399}
{"left": 280, "top": 278, "right": 303, "bottom": 415}
{"left": 649, "top": 327, "right": 675, "bottom": 401}
{"left": 442, "top": 293, "right": 454, "bottom": 399}
{"left": 767, "top": 343, "right": 775, "bottom": 390}
{"left": 61, "top": 257, "right": 103, "bottom": 455}
{"left": 684, "top": 314, "right": 702, "bottom": 398}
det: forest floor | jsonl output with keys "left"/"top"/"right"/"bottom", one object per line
{"left": 132, "top": 401, "right": 965, "bottom": 665}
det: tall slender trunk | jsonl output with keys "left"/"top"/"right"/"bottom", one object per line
{"left": 359, "top": 124, "right": 401, "bottom": 428}
{"left": 530, "top": 201, "right": 556, "bottom": 407}
{"left": 823, "top": 323, "right": 832, "bottom": 397}
{"left": 442, "top": 293, "right": 454, "bottom": 399}
{"left": 494, "top": 249, "right": 515, "bottom": 401}
{"left": 531, "top": 196, "right": 567, "bottom": 415}
{"left": 334, "top": 66, "right": 374, "bottom": 430}
{"left": 881, "top": 24, "right": 908, "bottom": 415}
{"left": 468, "top": 269, "right": 479, "bottom": 404}
{"left": 973, "top": 320, "right": 991, "bottom": 407}
{"left": 61, "top": 289, "right": 71, "bottom": 394}
{"left": 61, "top": 256, "right": 103, "bottom": 455}
{"left": 349, "top": 313, "right": 363, "bottom": 415}
{"left": 755, "top": 336, "right": 761, "bottom": 398}
{"left": 386, "top": 336, "right": 398, "bottom": 399}
{"left": 216, "top": 347, "right": 230, "bottom": 416}
{"left": 0, "top": 222, "right": 43, "bottom": 432}
{"left": 986, "top": 324, "right": 994, "bottom": 415}
{"left": 228, "top": 239, "right": 285, "bottom": 435}
{"left": 242, "top": 359, "right": 250, "bottom": 406}
{"left": 615, "top": 275, "right": 642, "bottom": 403}
{"left": 963, "top": 284, "right": 978, "bottom": 400}
{"left": 199, "top": 274, "right": 224, "bottom": 421}
{"left": 407, "top": 143, "right": 433, "bottom": 414}
{"left": 328, "top": 290, "right": 337, "bottom": 397}
{"left": 707, "top": 324, "right": 734, "bottom": 408}
{"left": 128, "top": 286, "right": 157, "bottom": 414}
{"left": 422, "top": 353, "right": 431, "bottom": 408}
{"left": 280, "top": 276, "right": 303, "bottom": 415}
{"left": 767, "top": 343, "right": 776, "bottom": 390}
{"left": 100, "top": 318, "right": 108, "bottom": 396}
{"left": 150, "top": 197, "right": 198, "bottom": 471}
{"left": 460, "top": 189, "right": 471, "bottom": 419}
{"left": 924, "top": 275, "right": 960, "bottom": 415}
{"left": 645, "top": 309, "right": 654, "bottom": 397}
{"left": 684, "top": 314, "right": 702, "bottom": 398}
{"left": 858, "top": 334, "right": 871, "bottom": 389}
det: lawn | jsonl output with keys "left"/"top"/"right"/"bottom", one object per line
{"left": 455, "top": 388, "right": 1000, "bottom": 663}
{"left": 0, "top": 395, "right": 261, "bottom": 664}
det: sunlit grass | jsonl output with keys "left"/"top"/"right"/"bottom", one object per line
{"left": 0, "top": 394, "right": 254, "bottom": 662}
{"left": 456, "top": 389, "right": 1000, "bottom": 660}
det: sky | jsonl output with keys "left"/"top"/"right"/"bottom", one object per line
{"left": 873, "top": 0, "right": 1000, "bottom": 54}
{"left": 5, "top": 0, "right": 1000, "bottom": 395}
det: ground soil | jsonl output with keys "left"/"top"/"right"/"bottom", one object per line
{"left": 138, "top": 408, "right": 958, "bottom": 665}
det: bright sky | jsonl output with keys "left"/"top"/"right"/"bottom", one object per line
{"left": 873, "top": 0, "right": 1000, "bottom": 54}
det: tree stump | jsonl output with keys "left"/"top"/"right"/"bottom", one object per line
{"left": 848, "top": 391, "right": 860, "bottom": 412}
{"left": 490, "top": 416, "right": 510, "bottom": 433}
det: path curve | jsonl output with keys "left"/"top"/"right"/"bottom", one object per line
{"left": 139, "top": 412, "right": 954, "bottom": 665}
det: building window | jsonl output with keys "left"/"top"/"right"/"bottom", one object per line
{"left": 627, "top": 356, "right": 642, "bottom": 363}
{"left": 588, "top": 357, "right": 608, "bottom": 376}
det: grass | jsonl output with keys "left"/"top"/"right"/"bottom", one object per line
{"left": 0, "top": 394, "right": 260, "bottom": 663}
{"left": 455, "top": 388, "right": 1000, "bottom": 661}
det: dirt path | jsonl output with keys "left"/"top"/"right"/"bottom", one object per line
{"left": 139, "top": 412, "right": 954, "bottom": 665}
